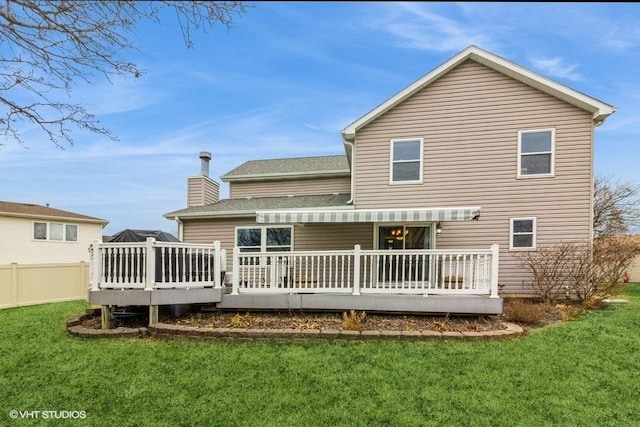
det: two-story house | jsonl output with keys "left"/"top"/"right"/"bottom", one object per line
{"left": 165, "top": 45, "right": 613, "bottom": 301}
{"left": 90, "top": 45, "right": 615, "bottom": 319}
{"left": 1, "top": 201, "right": 108, "bottom": 308}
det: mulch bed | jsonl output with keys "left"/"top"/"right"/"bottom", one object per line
{"left": 78, "top": 300, "right": 584, "bottom": 333}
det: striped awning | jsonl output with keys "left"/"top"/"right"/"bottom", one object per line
{"left": 256, "top": 207, "right": 481, "bottom": 224}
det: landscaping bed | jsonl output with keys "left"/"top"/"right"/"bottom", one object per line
{"left": 77, "top": 298, "right": 588, "bottom": 333}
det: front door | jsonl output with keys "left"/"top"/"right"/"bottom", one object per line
{"left": 377, "top": 225, "right": 432, "bottom": 282}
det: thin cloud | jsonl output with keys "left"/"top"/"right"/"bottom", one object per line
{"left": 365, "top": 2, "right": 494, "bottom": 53}
{"left": 530, "top": 57, "right": 584, "bottom": 82}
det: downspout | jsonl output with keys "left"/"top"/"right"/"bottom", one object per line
{"left": 343, "top": 136, "right": 355, "bottom": 205}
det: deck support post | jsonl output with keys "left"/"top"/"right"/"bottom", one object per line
{"left": 149, "top": 305, "right": 159, "bottom": 325}
{"left": 352, "top": 244, "right": 361, "bottom": 295}
{"left": 101, "top": 305, "right": 112, "bottom": 330}
{"left": 490, "top": 244, "right": 500, "bottom": 298}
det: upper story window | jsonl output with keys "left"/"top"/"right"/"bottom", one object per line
{"left": 510, "top": 217, "right": 536, "bottom": 250}
{"left": 33, "top": 222, "right": 78, "bottom": 242}
{"left": 518, "top": 129, "right": 555, "bottom": 178}
{"left": 390, "top": 138, "right": 423, "bottom": 184}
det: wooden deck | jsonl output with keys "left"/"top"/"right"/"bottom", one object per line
{"left": 88, "top": 239, "right": 502, "bottom": 319}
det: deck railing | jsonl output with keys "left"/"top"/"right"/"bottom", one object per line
{"left": 232, "top": 244, "right": 499, "bottom": 297}
{"left": 90, "top": 238, "right": 224, "bottom": 290}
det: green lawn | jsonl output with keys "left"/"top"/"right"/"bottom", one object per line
{"left": 1, "top": 287, "right": 639, "bottom": 427}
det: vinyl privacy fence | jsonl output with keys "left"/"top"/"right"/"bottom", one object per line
{"left": 0, "top": 262, "right": 89, "bottom": 309}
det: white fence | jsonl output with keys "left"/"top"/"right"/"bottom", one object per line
{"left": 90, "top": 238, "right": 224, "bottom": 290}
{"left": 232, "top": 244, "right": 499, "bottom": 297}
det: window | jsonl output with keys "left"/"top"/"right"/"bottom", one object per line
{"left": 65, "top": 225, "right": 78, "bottom": 242}
{"left": 390, "top": 138, "right": 423, "bottom": 183}
{"left": 510, "top": 218, "right": 536, "bottom": 250}
{"left": 33, "top": 222, "right": 79, "bottom": 242}
{"left": 518, "top": 129, "right": 554, "bottom": 177}
{"left": 50, "top": 223, "right": 64, "bottom": 241}
{"left": 236, "top": 226, "right": 292, "bottom": 252}
{"left": 34, "top": 222, "right": 47, "bottom": 240}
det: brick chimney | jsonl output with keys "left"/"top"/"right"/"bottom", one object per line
{"left": 187, "top": 151, "right": 219, "bottom": 207}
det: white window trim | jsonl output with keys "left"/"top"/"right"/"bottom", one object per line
{"left": 517, "top": 128, "right": 555, "bottom": 179}
{"left": 32, "top": 221, "right": 79, "bottom": 243}
{"left": 389, "top": 138, "right": 424, "bottom": 185}
{"left": 235, "top": 226, "right": 293, "bottom": 251}
{"left": 509, "top": 217, "right": 537, "bottom": 251}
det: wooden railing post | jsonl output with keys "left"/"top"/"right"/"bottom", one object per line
{"left": 145, "top": 237, "right": 156, "bottom": 291}
{"left": 90, "top": 239, "right": 102, "bottom": 291}
{"left": 352, "top": 244, "right": 361, "bottom": 295}
{"left": 231, "top": 247, "right": 240, "bottom": 295}
{"left": 213, "top": 241, "right": 222, "bottom": 288}
{"left": 490, "top": 244, "right": 499, "bottom": 298}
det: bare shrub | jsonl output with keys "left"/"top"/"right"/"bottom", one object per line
{"left": 342, "top": 310, "right": 367, "bottom": 331}
{"left": 503, "top": 299, "right": 545, "bottom": 325}
{"left": 515, "top": 238, "right": 639, "bottom": 306}
{"left": 513, "top": 242, "right": 588, "bottom": 304}
{"left": 555, "top": 304, "right": 585, "bottom": 321}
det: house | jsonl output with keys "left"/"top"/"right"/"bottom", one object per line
{"left": 0, "top": 201, "right": 108, "bottom": 265}
{"left": 0, "top": 201, "right": 108, "bottom": 308}
{"left": 89, "top": 45, "right": 615, "bottom": 321}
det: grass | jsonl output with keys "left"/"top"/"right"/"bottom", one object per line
{"left": 1, "top": 286, "right": 639, "bottom": 426}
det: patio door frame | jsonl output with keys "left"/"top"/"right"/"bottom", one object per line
{"left": 373, "top": 222, "right": 437, "bottom": 285}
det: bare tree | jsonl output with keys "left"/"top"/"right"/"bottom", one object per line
{"left": 0, "top": 0, "right": 249, "bottom": 148}
{"left": 594, "top": 175, "right": 640, "bottom": 237}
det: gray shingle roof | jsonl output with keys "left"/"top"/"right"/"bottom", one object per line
{"left": 221, "top": 155, "right": 350, "bottom": 182}
{"left": 165, "top": 193, "right": 351, "bottom": 219}
{"left": 0, "top": 201, "right": 108, "bottom": 224}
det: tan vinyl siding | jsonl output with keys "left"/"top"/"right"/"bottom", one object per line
{"left": 355, "top": 59, "right": 594, "bottom": 294}
{"left": 230, "top": 176, "right": 351, "bottom": 199}
{"left": 182, "top": 218, "right": 371, "bottom": 268}
{"left": 188, "top": 176, "right": 219, "bottom": 207}
{"left": 293, "top": 223, "right": 373, "bottom": 251}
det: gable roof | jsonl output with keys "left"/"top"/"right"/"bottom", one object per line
{"left": 221, "top": 155, "right": 350, "bottom": 182}
{"left": 0, "top": 201, "right": 108, "bottom": 225}
{"left": 165, "top": 193, "right": 351, "bottom": 219}
{"left": 342, "top": 45, "right": 616, "bottom": 141}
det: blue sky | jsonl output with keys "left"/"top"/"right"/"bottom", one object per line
{"left": 2, "top": 2, "right": 639, "bottom": 236}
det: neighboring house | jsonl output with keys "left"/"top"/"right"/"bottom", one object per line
{"left": 165, "top": 45, "right": 615, "bottom": 296}
{"left": 0, "top": 201, "right": 108, "bottom": 265}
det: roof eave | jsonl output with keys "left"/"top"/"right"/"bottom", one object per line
{"left": 165, "top": 210, "right": 258, "bottom": 220}
{"left": 0, "top": 211, "right": 109, "bottom": 225}
{"left": 221, "top": 170, "right": 350, "bottom": 183}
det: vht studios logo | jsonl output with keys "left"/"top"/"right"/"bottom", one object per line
{"left": 9, "top": 410, "right": 87, "bottom": 420}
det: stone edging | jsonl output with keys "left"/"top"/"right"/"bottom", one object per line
{"left": 66, "top": 313, "right": 524, "bottom": 340}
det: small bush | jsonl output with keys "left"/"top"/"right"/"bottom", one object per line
{"left": 230, "top": 313, "right": 251, "bottom": 328}
{"left": 555, "top": 303, "right": 585, "bottom": 321}
{"left": 503, "top": 299, "right": 545, "bottom": 325}
{"left": 342, "top": 310, "right": 366, "bottom": 331}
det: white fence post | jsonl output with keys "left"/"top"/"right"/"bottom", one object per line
{"left": 352, "top": 244, "right": 361, "bottom": 295}
{"left": 490, "top": 244, "right": 499, "bottom": 298}
{"left": 90, "top": 239, "right": 102, "bottom": 291}
{"left": 231, "top": 247, "right": 240, "bottom": 295}
{"left": 213, "top": 241, "right": 222, "bottom": 288}
{"left": 145, "top": 237, "right": 156, "bottom": 291}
